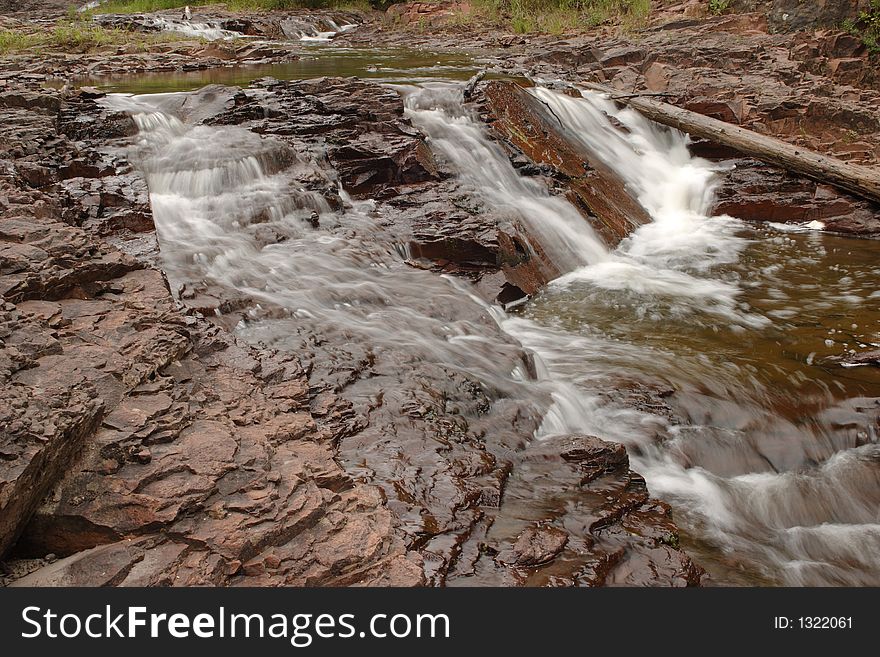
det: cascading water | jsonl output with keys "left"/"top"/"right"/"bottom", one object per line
{"left": 102, "top": 91, "right": 547, "bottom": 413}
{"left": 91, "top": 13, "right": 358, "bottom": 42}
{"left": 537, "top": 86, "right": 766, "bottom": 328}
{"left": 500, "top": 86, "right": 880, "bottom": 585}
{"left": 281, "top": 17, "right": 358, "bottom": 42}
{"left": 405, "top": 82, "right": 880, "bottom": 585}
{"left": 139, "top": 16, "right": 244, "bottom": 41}
{"left": 109, "top": 75, "right": 880, "bottom": 586}
{"left": 401, "top": 84, "right": 608, "bottom": 273}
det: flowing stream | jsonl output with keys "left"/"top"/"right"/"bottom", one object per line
{"left": 104, "top": 62, "right": 880, "bottom": 586}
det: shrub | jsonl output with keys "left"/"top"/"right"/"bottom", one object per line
{"left": 844, "top": 0, "right": 880, "bottom": 55}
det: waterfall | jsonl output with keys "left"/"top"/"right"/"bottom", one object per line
{"left": 510, "top": 87, "right": 880, "bottom": 586}
{"left": 109, "top": 80, "right": 880, "bottom": 586}
{"left": 402, "top": 82, "right": 609, "bottom": 273}
{"left": 280, "top": 17, "right": 358, "bottom": 42}
{"left": 140, "top": 16, "right": 244, "bottom": 41}
{"left": 405, "top": 81, "right": 880, "bottom": 585}
{"left": 102, "top": 91, "right": 544, "bottom": 406}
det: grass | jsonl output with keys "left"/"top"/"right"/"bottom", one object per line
{"left": 463, "top": 0, "right": 651, "bottom": 35}
{"left": 0, "top": 19, "right": 193, "bottom": 55}
{"left": 0, "top": 30, "right": 42, "bottom": 54}
{"left": 707, "top": 0, "right": 729, "bottom": 15}
{"left": 92, "top": 0, "right": 203, "bottom": 13}
{"left": 843, "top": 0, "right": 880, "bottom": 55}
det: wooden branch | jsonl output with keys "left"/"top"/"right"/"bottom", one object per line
{"left": 581, "top": 82, "right": 880, "bottom": 206}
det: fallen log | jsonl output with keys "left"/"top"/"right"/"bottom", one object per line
{"left": 581, "top": 82, "right": 880, "bottom": 206}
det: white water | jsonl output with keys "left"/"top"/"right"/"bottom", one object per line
{"left": 405, "top": 82, "right": 880, "bottom": 585}
{"left": 109, "top": 80, "right": 880, "bottom": 586}
{"left": 78, "top": 0, "right": 103, "bottom": 12}
{"left": 103, "top": 92, "right": 544, "bottom": 409}
{"left": 104, "top": 14, "right": 358, "bottom": 42}
{"left": 506, "top": 87, "right": 879, "bottom": 585}
{"left": 535, "top": 87, "right": 766, "bottom": 328}
{"left": 280, "top": 17, "right": 358, "bottom": 42}
{"left": 402, "top": 84, "right": 608, "bottom": 274}
{"left": 141, "top": 16, "right": 244, "bottom": 41}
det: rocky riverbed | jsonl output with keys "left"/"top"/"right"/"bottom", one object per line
{"left": 0, "top": 68, "right": 703, "bottom": 587}
{"left": 1, "top": 0, "right": 879, "bottom": 587}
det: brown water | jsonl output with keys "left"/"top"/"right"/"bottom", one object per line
{"left": 75, "top": 47, "right": 484, "bottom": 93}
{"left": 517, "top": 226, "right": 880, "bottom": 585}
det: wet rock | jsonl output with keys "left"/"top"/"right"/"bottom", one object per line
{"left": 495, "top": 282, "right": 528, "bottom": 310}
{"left": 459, "top": 431, "right": 705, "bottom": 586}
{"left": 559, "top": 434, "right": 629, "bottom": 483}
{"left": 496, "top": 223, "right": 560, "bottom": 296}
{"left": 148, "top": 84, "right": 245, "bottom": 124}
{"left": 1, "top": 62, "right": 706, "bottom": 588}
{"left": 497, "top": 525, "right": 569, "bottom": 567}
{"left": 408, "top": 236, "right": 498, "bottom": 270}
{"left": 0, "top": 83, "right": 421, "bottom": 587}
{"left": 712, "top": 158, "right": 880, "bottom": 236}
{"left": 332, "top": 134, "right": 439, "bottom": 196}
{"left": 91, "top": 8, "right": 363, "bottom": 43}
{"left": 206, "top": 77, "right": 439, "bottom": 198}
{"left": 478, "top": 80, "right": 651, "bottom": 248}
{"left": 834, "top": 349, "right": 880, "bottom": 367}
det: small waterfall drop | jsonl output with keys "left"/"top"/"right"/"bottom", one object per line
{"left": 140, "top": 16, "right": 244, "bottom": 41}
{"left": 402, "top": 82, "right": 609, "bottom": 273}
{"left": 405, "top": 82, "right": 880, "bottom": 585}
{"left": 102, "top": 91, "right": 545, "bottom": 407}
{"left": 109, "top": 79, "right": 880, "bottom": 586}
{"left": 505, "top": 87, "right": 880, "bottom": 585}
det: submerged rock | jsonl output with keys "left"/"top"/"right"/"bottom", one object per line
{"left": 832, "top": 349, "right": 880, "bottom": 368}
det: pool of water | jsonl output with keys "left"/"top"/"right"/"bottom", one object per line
{"left": 519, "top": 225, "right": 880, "bottom": 585}
{"left": 77, "top": 46, "right": 488, "bottom": 94}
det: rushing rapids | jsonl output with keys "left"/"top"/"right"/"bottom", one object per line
{"left": 91, "top": 12, "right": 359, "bottom": 42}
{"left": 103, "top": 72, "right": 880, "bottom": 586}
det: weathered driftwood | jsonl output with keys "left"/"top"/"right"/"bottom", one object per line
{"left": 582, "top": 82, "right": 880, "bottom": 206}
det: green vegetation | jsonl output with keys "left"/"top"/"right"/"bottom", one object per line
{"left": 0, "top": 30, "right": 41, "bottom": 54}
{"left": 0, "top": 19, "right": 190, "bottom": 55}
{"left": 465, "top": 0, "right": 650, "bottom": 35}
{"left": 843, "top": 0, "right": 880, "bottom": 55}
{"left": 707, "top": 0, "right": 729, "bottom": 15}
{"left": 88, "top": 0, "right": 648, "bottom": 34}
{"left": 90, "top": 0, "right": 213, "bottom": 13}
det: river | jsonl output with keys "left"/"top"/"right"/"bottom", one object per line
{"left": 96, "top": 47, "right": 880, "bottom": 586}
